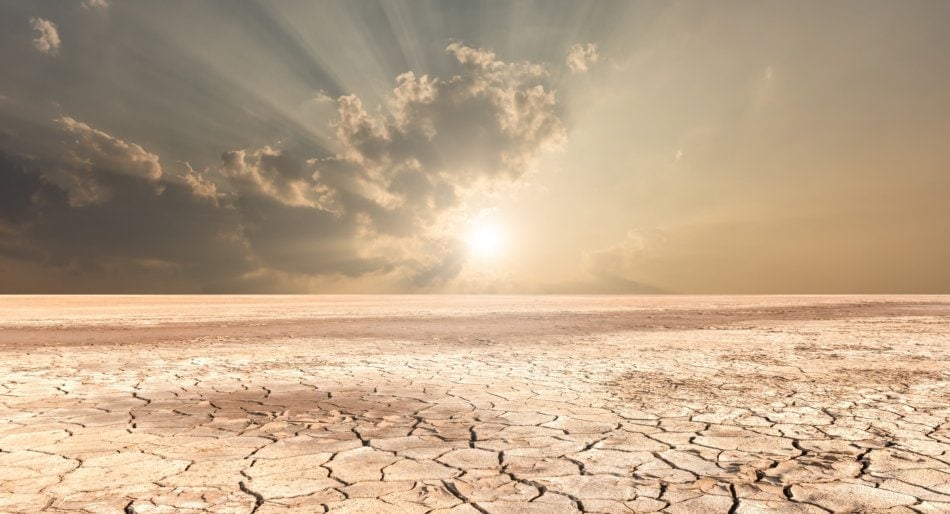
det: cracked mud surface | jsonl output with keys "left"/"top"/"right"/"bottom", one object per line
{"left": 1, "top": 295, "right": 948, "bottom": 513}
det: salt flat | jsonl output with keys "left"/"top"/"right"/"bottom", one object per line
{"left": 0, "top": 295, "right": 948, "bottom": 513}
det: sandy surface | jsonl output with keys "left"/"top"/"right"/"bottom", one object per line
{"left": 0, "top": 295, "right": 948, "bottom": 513}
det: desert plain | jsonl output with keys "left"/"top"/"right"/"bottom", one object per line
{"left": 0, "top": 295, "right": 948, "bottom": 514}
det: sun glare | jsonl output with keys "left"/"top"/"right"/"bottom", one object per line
{"left": 467, "top": 221, "right": 506, "bottom": 259}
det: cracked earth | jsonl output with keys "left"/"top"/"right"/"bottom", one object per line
{"left": 0, "top": 295, "right": 948, "bottom": 513}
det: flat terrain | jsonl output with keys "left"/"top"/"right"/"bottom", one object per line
{"left": 0, "top": 295, "right": 948, "bottom": 513}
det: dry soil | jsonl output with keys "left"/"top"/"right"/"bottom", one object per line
{"left": 0, "top": 295, "right": 948, "bottom": 513}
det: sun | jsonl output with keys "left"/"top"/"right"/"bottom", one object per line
{"left": 466, "top": 220, "right": 507, "bottom": 259}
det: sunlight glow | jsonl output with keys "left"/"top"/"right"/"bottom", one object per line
{"left": 467, "top": 220, "right": 507, "bottom": 259}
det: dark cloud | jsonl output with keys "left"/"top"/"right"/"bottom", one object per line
{"left": 0, "top": 151, "right": 53, "bottom": 225}
{"left": 0, "top": 122, "right": 252, "bottom": 291}
{"left": 0, "top": 43, "right": 564, "bottom": 292}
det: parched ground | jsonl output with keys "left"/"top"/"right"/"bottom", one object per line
{"left": 0, "top": 295, "right": 948, "bottom": 513}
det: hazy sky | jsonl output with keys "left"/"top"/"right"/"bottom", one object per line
{"left": 2, "top": 0, "right": 949, "bottom": 293}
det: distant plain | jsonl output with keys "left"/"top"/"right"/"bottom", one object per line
{"left": 1, "top": 295, "right": 948, "bottom": 513}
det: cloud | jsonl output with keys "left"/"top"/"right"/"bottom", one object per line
{"left": 566, "top": 43, "right": 598, "bottom": 73}
{"left": 180, "top": 162, "right": 220, "bottom": 204}
{"left": 46, "top": 117, "right": 162, "bottom": 206}
{"left": 30, "top": 17, "right": 61, "bottom": 56}
{"left": 0, "top": 43, "right": 565, "bottom": 291}
{"left": 56, "top": 117, "right": 162, "bottom": 182}
{"left": 82, "top": 0, "right": 109, "bottom": 9}
{"left": 409, "top": 238, "right": 468, "bottom": 288}
{"left": 331, "top": 43, "right": 564, "bottom": 183}
{"left": 200, "top": 42, "right": 565, "bottom": 285}
{"left": 0, "top": 152, "right": 59, "bottom": 228}
{"left": 0, "top": 144, "right": 254, "bottom": 292}
{"left": 218, "top": 146, "right": 335, "bottom": 209}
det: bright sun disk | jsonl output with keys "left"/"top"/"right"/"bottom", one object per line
{"left": 467, "top": 222, "right": 506, "bottom": 259}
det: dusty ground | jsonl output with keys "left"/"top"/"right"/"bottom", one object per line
{"left": 0, "top": 295, "right": 948, "bottom": 513}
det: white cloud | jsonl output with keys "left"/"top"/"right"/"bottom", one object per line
{"left": 180, "top": 162, "right": 220, "bottom": 204}
{"left": 335, "top": 42, "right": 564, "bottom": 183}
{"left": 82, "top": 0, "right": 109, "bottom": 9}
{"left": 566, "top": 43, "right": 599, "bottom": 73}
{"left": 49, "top": 117, "right": 162, "bottom": 206}
{"left": 219, "top": 146, "right": 335, "bottom": 209}
{"left": 30, "top": 17, "right": 61, "bottom": 56}
{"left": 57, "top": 117, "right": 162, "bottom": 181}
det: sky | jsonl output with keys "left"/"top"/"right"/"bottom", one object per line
{"left": 1, "top": 0, "right": 949, "bottom": 294}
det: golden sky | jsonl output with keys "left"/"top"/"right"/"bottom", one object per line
{"left": 1, "top": 1, "right": 948, "bottom": 293}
